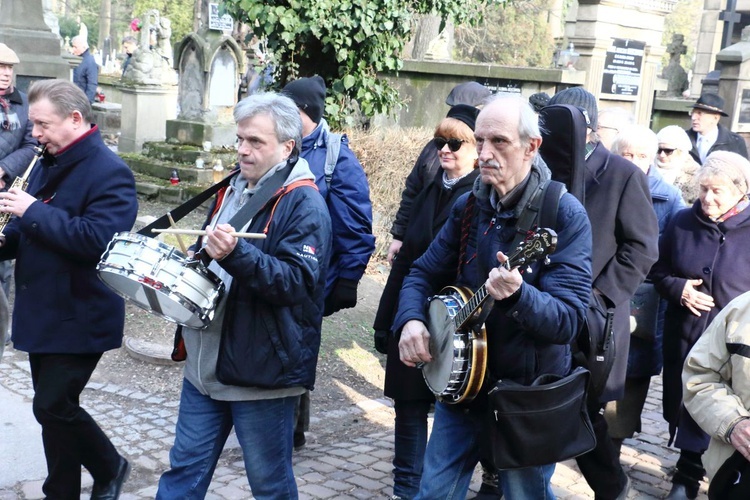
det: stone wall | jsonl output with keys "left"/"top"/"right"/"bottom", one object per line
{"left": 375, "top": 60, "right": 586, "bottom": 128}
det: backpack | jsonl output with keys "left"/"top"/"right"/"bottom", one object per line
{"left": 318, "top": 118, "right": 342, "bottom": 191}
{"left": 538, "top": 104, "right": 616, "bottom": 402}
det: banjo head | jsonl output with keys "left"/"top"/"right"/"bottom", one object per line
{"left": 424, "top": 290, "right": 471, "bottom": 399}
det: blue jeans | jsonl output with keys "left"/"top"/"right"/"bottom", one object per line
{"left": 393, "top": 399, "right": 431, "bottom": 499}
{"left": 156, "top": 379, "right": 298, "bottom": 499}
{"left": 416, "top": 402, "right": 555, "bottom": 500}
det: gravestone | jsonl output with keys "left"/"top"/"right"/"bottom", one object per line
{"left": 0, "top": 0, "right": 69, "bottom": 91}
{"left": 662, "top": 34, "right": 689, "bottom": 97}
{"left": 165, "top": 30, "right": 243, "bottom": 148}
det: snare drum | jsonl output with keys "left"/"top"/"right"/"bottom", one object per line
{"left": 97, "top": 232, "right": 224, "bottom": 329}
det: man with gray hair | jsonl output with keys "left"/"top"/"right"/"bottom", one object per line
{"left": 157, "top": 92, "right": 332, "bottom": 499}
{"left": 394, "top": 94, "right": 593, "bottom": 498}
{"left": 71, "top": 35, "right": 98, "bottom": 103}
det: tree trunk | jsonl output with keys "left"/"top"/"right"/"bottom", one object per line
{"left": 98, "top": 0, "right": 111, "bottom": 52}
{"left": 410, "top": 14, "right": 442, "bottom": 60}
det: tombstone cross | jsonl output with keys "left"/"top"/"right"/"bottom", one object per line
{"left": 720, "top": 0, "right": 742, "bottom": 49}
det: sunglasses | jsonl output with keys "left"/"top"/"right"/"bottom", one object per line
{"left": 657, "top": 148, "right": 676, "bottom": 156}
{"left": 434, "top": 137, "right": 465, "bottom": 152}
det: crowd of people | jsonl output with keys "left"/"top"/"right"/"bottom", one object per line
{"left": 5, "top": 28, "right": 750, "bottom": 498}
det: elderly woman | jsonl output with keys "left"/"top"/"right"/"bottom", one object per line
{"left": 656, "top": 125, "right": 700, "bottom": 203}
{"left": 683, "top": 290, "right": 750, "bottom": 495}
{"left": 373, "top": 104, "right": 480, "bottom": 500}
{"left": 652, "top": 151, "right": 750, "bottom": 500}
{"left": 605, "top": 125, "right": 684, "bottom": 455}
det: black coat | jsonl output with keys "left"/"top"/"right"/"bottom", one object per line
{"left": 374, "top": 167, "right": 479, "bottom": 400}
{"left": 686, "top": 123, "right": 748, "bottom": 164}
{"left": 584, "top": 143, "right": 659, "bottom": 402}
{"left": 652, "top": 202, "right": 750, "bottom": 432}
{"left": 389, "top": 141, "right": 440, "bottom": 240}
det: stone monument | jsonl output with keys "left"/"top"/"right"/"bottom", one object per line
{"left": 165, "top": 29, "right": 244, "bottom": 148}
{"left": 715, "top": 25, "right": 750, "bottom": 138}
{"left": 0, "top": 0, "right": 69, "bottom": 91}
{"left": 117, "top": 11, "right": 179, "bottom": 153}
{"left": 662, "top": 34, "right": 689, "bottom": 97}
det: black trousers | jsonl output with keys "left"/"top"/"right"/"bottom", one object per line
{"left": 29, "top": 353, "right": 121, "bottom": 499}
{"left": 575, "top": 407, "right": 628, "bottom": 500}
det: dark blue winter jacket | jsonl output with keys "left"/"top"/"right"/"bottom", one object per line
{"left": 0, "top": 126, "right": 137, "bottom": 353}
{"left": 208, "top": 158, "right": 333, "bottom": 390}
{"left": 300, "top": 122, "right": 374, "bottom": 296}
{"left": 73, "top": 49, "right": 99, "bottom": 103}
{"left": 393, "top": 158, "right": 592, "bottom": 396}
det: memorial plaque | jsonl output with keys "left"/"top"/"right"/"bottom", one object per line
{"left": 601, "top": 38, "right": 645, "bottom": 97}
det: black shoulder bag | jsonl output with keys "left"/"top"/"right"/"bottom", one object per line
{"left": 484, "top": 180, "right": 596, "bottom": 470}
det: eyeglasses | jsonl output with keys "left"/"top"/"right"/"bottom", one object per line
{"left": 434, "top": 137, "right": 465, "bottom": 152}
{"left": 657, "top": 147, "right": 676, "bottom": 156}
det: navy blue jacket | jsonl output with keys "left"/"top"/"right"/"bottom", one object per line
{"left": 73, "top": 49, "right": 99, "bottom": 103}
{"left": 626, "top": 167, "right": 684, "bottom": 378}
{"left": 652, "top": 202, "right": 750, "bottom": 432}
{"left": 0, "top": 88, "right": 37, "bottom": 182}
{"left": 300, "top": 122, "right": 374, "bottom": 296}
{"left": 0, "top": 126, "right": 137, "bottom": 353}
{"left": 209, "top": 160, "right": 333, "bottom": 390}
{"left": 394, "top": 159, "right": 592, "bottom": 401}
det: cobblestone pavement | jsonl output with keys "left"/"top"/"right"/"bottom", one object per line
{"left": 0, "top": 346, "right": 709, "bottom": 500}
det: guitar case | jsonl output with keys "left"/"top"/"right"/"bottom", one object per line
{"left": 537, "top": 103, "right": 616, "bottom": 402}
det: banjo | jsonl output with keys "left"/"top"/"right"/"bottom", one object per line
{"left": 422, "top": 228, "right": 558, "bottom": 404}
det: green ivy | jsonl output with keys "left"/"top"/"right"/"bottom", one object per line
{"left": 224, "top": 0, "right": 502, "bottom": 129}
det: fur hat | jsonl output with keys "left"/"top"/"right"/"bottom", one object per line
{"left": 446, "top": 104, "right": 480, "bottom": 131}
{"left": 690, "top": 93, "right": 728, "bottom": 117}
{"left": 0, "top": 44, "right": 20, "bottom": 66}
{"left": 282, "top": 76, "right": 326, "bottom": 124}
{"left": 445, "top": 82, "right": 491, "bottom": 107}
{"left": 656, "top": 125, "right": 693, "bottom": 152}
{"left": 548, "top": 87, "right": 598, "bottom": 130}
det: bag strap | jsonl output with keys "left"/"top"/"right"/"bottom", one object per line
{"left": 138, "top": 168, "right": 240, "bottom": 238}
{"left": 226, "top": 162, "right": 294, "bottom": 231}
{"left": 319, "top": 118, "right": 342, "bottom": 191}
{"left": 510, "top": 179, "right": 564, "bottom": 250}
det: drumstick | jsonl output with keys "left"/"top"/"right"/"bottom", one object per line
{"left": 152, "top": 228, "right": 267, "bottom": 239}
{"left": 167, "top": 212, "right": 188, "bottom": 254}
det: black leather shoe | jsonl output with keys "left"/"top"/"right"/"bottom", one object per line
{"left": 91, "top": 456, "right": 130, "bottom": 500}
{"left": 664, "top": 482, "right": 697, "bottom": 500}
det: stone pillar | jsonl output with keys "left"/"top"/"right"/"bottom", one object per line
{"left": 691, "top": 0, "right": 726, "bottom": 96}
{"left": 0, "top": 0, "right": 69, "bottom": 91}
{"left": 566, "top": 0, "right": 676, "bottom": 125}
{"left": 118, "top": 85, "right": 178, "bottom": 153}
{"left": 715, "top": 26, "right": 750, "bottom": 138}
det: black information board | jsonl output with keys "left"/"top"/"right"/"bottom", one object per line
{"left": 601, "top": 39, "right": 645, "bottom": 97}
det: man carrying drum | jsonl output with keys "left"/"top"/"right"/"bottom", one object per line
{"left": 156, "top": 92, "right": 332, "bottom": 499}
{"left": 0, "top": 79, "right": 137, "bottom": 499}
{"left": 393, "top": 94, "right": 593, "bottom": 499}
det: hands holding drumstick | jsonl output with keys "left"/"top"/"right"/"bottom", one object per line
{"left": 152, "top": 225, "right": 266, "bottom": 261}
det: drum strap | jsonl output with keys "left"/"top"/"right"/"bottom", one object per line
{"left": 138, "top": 169, "right": 240, "bottom": 238}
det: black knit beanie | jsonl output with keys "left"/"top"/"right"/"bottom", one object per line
{"left": 548, "top": 87, "right": 598, "bottom": 130}
{"left": 282, "top": 76, "right": 326, "bottom": 124}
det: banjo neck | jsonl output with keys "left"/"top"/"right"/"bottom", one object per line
{"left": 452, "top": 228, "right": 558, "bottom": 331}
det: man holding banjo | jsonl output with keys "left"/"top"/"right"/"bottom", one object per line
{"left": 0, "top": 79, "right": 137, "bottom": 499}
{"left": 394, "top": 94, "right": 593, "bottom": 498}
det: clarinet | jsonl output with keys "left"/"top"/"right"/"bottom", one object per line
{"left": 0, "top": 144, "right": 46, "bottom": 237}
